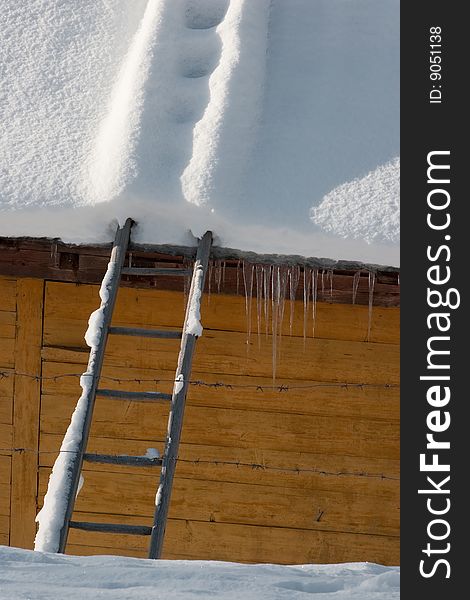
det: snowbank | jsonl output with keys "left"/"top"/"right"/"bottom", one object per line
{"left": 0, "top": 0, "right": 399, "bottom": 266}
{"left": 0, "top": 546, "right": 399, "bottom": 600}
{"left": 311, "top": 158, "right": 400, "bottom": 244}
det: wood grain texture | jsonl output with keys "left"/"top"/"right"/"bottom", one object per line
{"left": 39, "top": 394, "right": 399, "bottom": 460}
{"left": 0, "top": 514, "right": 9, "bottom": 535}
{"left": 11, "top": 279, "right": 44, "bottom": 549}
{"left": 38, "top": 467, "right": 398, "bottom": 537}
{"left": 41, "top": 331, "right": 398, "bottom": 385}
{"left": 0, "top": 338, "right": 15, "bottom": 369}
{"left": 59, "top": 512, "right": 399, "bottom": 565}
{"left": 41, "top": 361, "right": 399, "bottom": 422}
{"left": 0, "top": 455, "right": 11, "bottom": 485}
{"left": 0, "top": 311, "right": 16, "bottom": 339}
{"left": 0, "top": 239, "right": 400, "bottom": 306}
{"left": 0, "top": 371, "right": 14, "bottom": 399}
{"left": 39, "top": 433, "right": 399, "bottom": 488}
{"left": 43, "top": 282, "right": 399, "bottom": 345}
{"left": 0, "top": 454, "right": 10, "bottom": 543}
{"left": 0, "top": 397, "right": 13, "bottom": 425}
{"left": 0, "top": 273, "right": 399, "bottom": 564}
{"left": 0, "top": 423, "right": 12, "bottom": 452}
{"left": 0, "top": 482, "right": 10, "bottom": 516}
{"left": 0, "top": 277, "right": 17, "bottom": 312}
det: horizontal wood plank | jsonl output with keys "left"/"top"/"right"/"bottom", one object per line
{"left": 0, "top": 338, "right": 15, "bottom": 369}
{"left": 0, "top": 455, "right": 11, "bottom": 485}
{"left": 40, "top": 394, "right": 399, "bottom": 460}
{"left": 41, "top": 331, "right": 399, "bottom": 385}
{"left": 41, "top": 361, "right": 399, "bottom": 422}
{"left": 40, "top": 433, "right": 399, "bottom": 488}
{"left": 0, "top": 311, "right": 16, "bottom": 339}
{"left": 0, "top": 397, "right": 12, "bottom": 425}
{"left": 0, "top": 482, "right": 10, "bottom": 516}
{"left": 0, "top": 423, "right": 13, "bottom": 451}
{"left": 0, "top": 277, "right": 16, "bottom": 312}
{"left": 0, "top": 370, "right": 14, "bottom": 398}
{"left": 62, "top": 512, "right": 399, "bottom": 565}
{"left": 38, "top": 467, "right": 398, "bottom": 537}
{"left": 0, "top": 514, "right": 9, "bottom": 536}
{"left": 44, "top": 283, "right": 399, "bottom": 345}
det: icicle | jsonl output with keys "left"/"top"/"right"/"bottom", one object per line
{"left": 271, "top": 266, "right": 280, "bottom": 383}
{"left": 311, "top": 269, "right": 318, "bottom": 338}
{"left": 222, "top": 261, "right": 226, "bottom": 290}
{"left": 183, "top": 258, "right": 192, "bottom": 315}
{"left": 255, "top": 264, "right": 264, "bottom": 348}
{"left": 352, "top": 270, "right": 361, "bottom": 304}
{"left": 207, "top": 260, "right": 214, "bottom": 303}
{"left": 236, "top": 260, "right": 241, "bottom": 295}
{"left": 214, "top": 260, "right": 223, "bottom": 294}
{"left": 278, "top": 266, "right": 288, "bottom": 347}
{"left": 321, "top": 269, "right": 325, "bottom": 297}
{"left": 327, "top": 269, "right": 334, "bottom": 299}
{"left": 263, "top": 264, "right": 272, "bottom": 338}
{"left": 242, "top": 261, "right": 254, "bottom": 348}
{"left": 302, "top": 267, "right": 311, "bottom": 347}
{"left": 289, "top": 266, "right": 300, "bottom": 336}
{"left": 128, "top": 252, "right": 133, "bottom": 268}
{"left": 367, "top": 271, "right": 376, "bottom": 342}
{"left": 277, "top": 267, "right": 288, "bottom": 361}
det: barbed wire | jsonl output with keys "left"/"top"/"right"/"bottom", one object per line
{"left": 0, "top": 370, "right": 398, "bottom": 391}
{"left": 0, "top": 447, "right": 398, "bottom": 480}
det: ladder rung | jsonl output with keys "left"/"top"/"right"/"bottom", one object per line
{"left": 96, "top": 389, "right": 172, "bottom": 402}
{"left": 108, "top": 326, "right": 182, "bottom": 339}
{"left": 83, "top": 453, "right": 162, "bottom": 467}
{"left": 69, "top": 521, "right": 152, "bottom": 535}
{"left": 121, "top": 267, "right": 191, "bottom": 276}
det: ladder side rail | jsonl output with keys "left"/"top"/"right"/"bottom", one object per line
{"left": 149, "top": 231, "right": 212, "bottom": 559}
{"left": 57, "top": 218, "right": 133, "bottom": 552}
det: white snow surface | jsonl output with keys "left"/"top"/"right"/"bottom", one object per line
{"left": 84, "top": 258, "right": 118, "bottom": 347}
{"left": 185, "top": 266, "right": 204, "bottom": 336}
{"left": 0, "top": 0, "right": 399, "bottom": 266}
{"left": 34, "top": 373, "right": 93, "bottom": 553}
{"left": 0, "top": 546, "right": 400, "bottom": 600}
{"left": 174, "top": 374, "right": 185, "bottom": 395}
{"left": 311, "top": 158, "right": 400, "bottom": 244}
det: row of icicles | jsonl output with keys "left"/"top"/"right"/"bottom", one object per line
{"left": 184, "top": 260, "right": 377, "bottom": 382}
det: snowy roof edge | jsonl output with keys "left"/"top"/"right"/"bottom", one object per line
{"left": 0, "top": 235, "right": 399, "bottom": 273}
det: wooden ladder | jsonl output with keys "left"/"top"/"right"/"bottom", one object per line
{"left": 54, "top": 219, "right": 212, "bottom": 558}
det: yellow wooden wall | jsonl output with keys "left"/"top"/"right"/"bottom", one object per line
{"left": 0, "top": 275, "right": 399, "bottom": 564}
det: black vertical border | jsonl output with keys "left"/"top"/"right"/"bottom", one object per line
{"left": 401, "top": 3, "right": 467, "bottom": 597}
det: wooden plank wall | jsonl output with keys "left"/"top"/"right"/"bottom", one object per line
{"left": 0, "top": 277, "right": 44, "bottom": 549}
{"left": 0, "top": 277, "right": 16, "bottom": 547}
{"left": 36, "top": 281, "right": 399, "bottom": 565}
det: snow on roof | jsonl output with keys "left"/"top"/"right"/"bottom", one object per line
{"left": 0, "top": 0, "right": 399, "bottom": 266}
{"left": 0, "top": 546, "right": 400, "bottom": 600}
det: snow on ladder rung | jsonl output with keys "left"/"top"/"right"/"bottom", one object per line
{"left": 83, "top": 453, "right": 162, "bottom": 467}
{"left": 108, "top": 326, "right": 182, "bottom": 339}
{"left": 69, "top": 521, "right": 152, "bottom": 535}
{"left": 96, "top": 389, "right": 172, "bottom": 402}
{"left": 121, "top": 267, "right": 192, "bottom": 276}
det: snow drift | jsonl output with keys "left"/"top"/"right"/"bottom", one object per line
{"left": 0, "top": 0, "right": 399, "bottom": 266}
{"left": 0, "top": 546, "right": 399, "bottom": 600}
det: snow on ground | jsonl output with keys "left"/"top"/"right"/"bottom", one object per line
{"left": 0, "top": 546, "right": 399, "bottom": 600}
{"left": 0, "top": 0, "right": 399, "bottom": 266}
